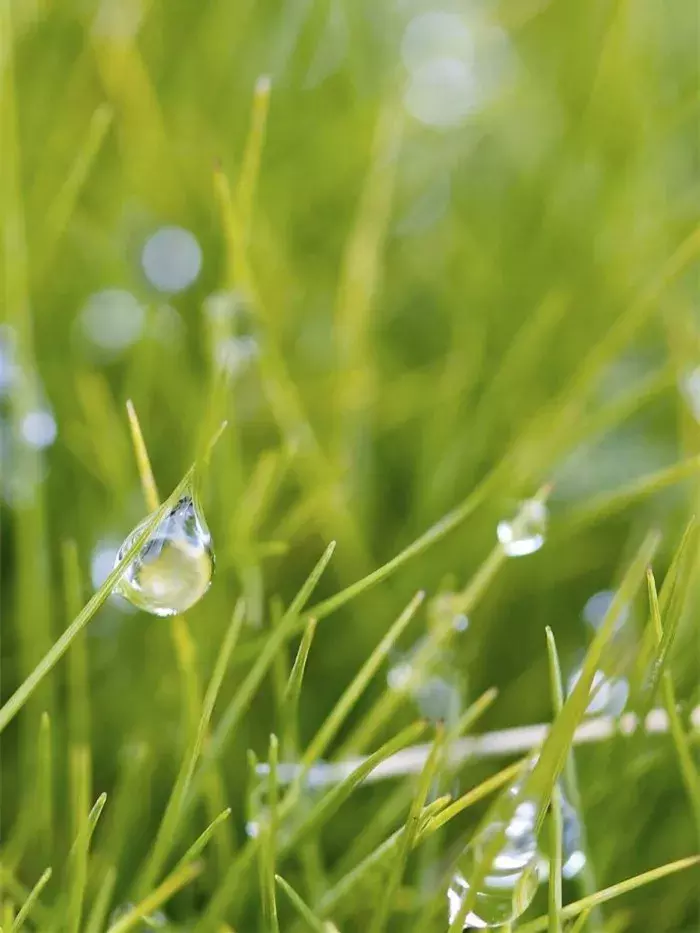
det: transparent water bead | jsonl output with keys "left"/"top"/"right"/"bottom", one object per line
{"left": 567, "top": 668, "right": 629, "bottom": 717}
{"left": 113, "top": 493, "right": 214, "bottom": 617}
{"left": 448, "top": 796, "right": 540, "bottom": 928}
{"left": 497, "top": 499, "right": 547, "bottom": 557}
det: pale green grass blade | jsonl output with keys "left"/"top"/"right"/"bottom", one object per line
{"left": 258, "top": 734, "right": 280, "bottom": 933}
{"left": 298, "top": 590, "right": 425, "bottom": 773}
{"left": 62, "top": 540, "right": 90, "bottom": 752}
{"left": 206, "top": 541, "right": 336, "bottom": 765}
{"left": 11, "top": 867, "right": 51, "bottom": 933}
{"left": 84, "top": 865, "right": 117, "bottom": 933}
{"left": 275, "top": 875, "right": 326, "bottom": 933}
{"left": 137, "top": 599, "right": 245, "bottom": 895}
{"left": 236, "top": 75, "right": 272, "bottom": 244}
{"left": 569, "top": 908, "right": 593, "bottom": 933}
{"left": 516, "top": 856, "right": 700, "bottom": 932}
{"left": 172, "top": 808, "right": 232, "bottom": 874}
{"left": 549, "top": 783, "right": 563, "bottom": 933}
{"left": 282, "top": 615, "right": 318, "bottom": 756}
{"left": 105, "top": 862, "right": 203, "bottom": 933}
{"left": 125, "top": 399, "right": 160, "bottom": 512}
{"left": 36, "top": 711, "right": 53, "bottom": 863}
{"left": 0, "top": 461, "right": 198, "bottom": 734}
{"left": 646, "top": 569, "right": 700, "bottom": 833}
{"left": 368, "top": 725, "right": 445, "bottom": 933}
{"left": 0, "top": 869, "right": 50, "bottom": 930}
{"left": 67, "top": 784, "right": 107, "bottom": 933}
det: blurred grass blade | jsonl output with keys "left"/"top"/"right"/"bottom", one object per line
{"left": 62, "top": 540, "right": 90, "bottom": 752}
{"left": 237, "top": 75, "right": 272, "bottom": 244}
{"left": 646, "top": 568, "right": 700, "bottom": 832}
{"left": 258, "top": 734, "right": 280, "bottom": 933}
{"left": 282, "top": 615, "right": 318, "bottom": 755}
{"left": 106, "top": 862, "right": 203, "bottom": 933}
{"left": 84, "top": 865, "right": 117, "bottom": 933}
{"left": 125, "top": 399, "right": 160, "bottom": 512}
{"left": 275, "top": 874, "right": 326, "bottom": 933}
{"left": 548, "top": 783, "right": 563, "bottom": 933}
{"left": 172, "top": 809, "right": 232, "bottom": 874}
{"left": 517, "top": 855, "right": 700, "bottom": 932}
{"left": 11, "top": 867, "right": 51, "bottom": 932}
{"left": 0, "top": 461, "right": 198, "bottom": 734}
{"left": 206, "top": 541, "right": 336, "bottom": 764}
{"left": 138, "top": 599, "right": 245, "bottom": 895}
{"left": 569, "top": 908, "right": 593, "bottom": 933}
{"left": 368, "top": 725, "right": 445, "bottom": 933}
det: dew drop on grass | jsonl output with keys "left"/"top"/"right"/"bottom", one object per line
{"left": 109, "top": 904, "right": 169, "bottom": 929}
{"left": 113, "top": 491, "right": 214, "bottom": 617}
{"left": 448, "top": 787, "right": 540, "bottom": 928}
{"left": 496, "top": 499, "right": 547, "bottom": 557}
{"left": 561, "top": 791, "right": 586, "bottom": 879}
{"left": 567, "top": 667, "right": 629, "bottom": 717}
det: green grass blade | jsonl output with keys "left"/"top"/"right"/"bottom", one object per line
{"left": 258, "top": 734, "right": 280, "bottom": 933}
{"left": 516, "top": 855, "right": 700, "bottom": 932}
{"left": 548, "top": 783, "right": 563, "bottom": 933}
{"left": 62, "top": 540, "right": 90, "bottom": 752}
{"left": 36, "top": 711, "right": 53, "bottom": 863}
{"left": 282, "top": 615, "right": 318, "bottom": 756}
{"left": 206, "top": 542, "right": 336, "bottom": 767}
{"left": 298, "top": 590, "right": 425, "bottom": 773}
{"left": 237, "top": 75, "right": 272, "bottom": 244}
{"left": 84, "top": 865, "right": 117, "bottom": 933}
{"left": 172, "top": 808, "right": 232, "bottom": 874}
{"left": 11, "top": 867, "right": 51, "bottom": 932}
{"left": 105, "top": 862, "right": 203, "bottom": 933}
{"left": 0, "top": 462, "right": 198, "bottom": 734}
{"left": 125, "top": 399, "right": 160, "bottom": 512}
{"left": 368, "top": 725, "right": 445, "bottom": 933}
{"left": 569, "top": 908, "right": 593, "bottom": 933}
{"left": 275, "top": 874, "right": 326, "bottom": 933}
{"left": 137, "top": 598, "right": 245, "bottom": 895}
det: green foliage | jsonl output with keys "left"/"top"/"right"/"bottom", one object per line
{"left": 1, "top": 0, "right": 699, "bottom": 931}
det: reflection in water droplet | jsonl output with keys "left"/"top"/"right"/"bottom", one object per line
{"left": 20, "top": 408, "right": 57, "bottom": 449}
{"left": 561, "top": 790, "right": 586, "bottom": 880}
{"left": 142, "top": 226, "right": 202, "bottom": 294}
{"left": 567, "top": 668, "right": 629, "bottom": 717}
{"left": 80, "top": 289, "right": 145, "bottom": 355}
{"left": 113, "top": 493, "right": 214, "bottom": 617}
{"left": 581, "top": 590, "right": 629, "bottom": 632}
{"left": 448, "top": 797, "right": 540, "bottom": 928}
{"left": 497, "top": 500, "right": 547, "bottom": 557}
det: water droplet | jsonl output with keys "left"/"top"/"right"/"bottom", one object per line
{"left": 80, "top": 289, "right": 145, "bottom": 355}
{"left": 581, "top": 590, "right": 629, "bottom": 633}
{"left": 113, "top": 493, "right": 214, "bottom": 617}
{"left": 497, "top": 499, "right": 547, "bottom": 557}
{"left": 141, "top": 226, "right": 202, "bottom": 294}
{"left": 560, "top": 790, "right": 586, "bottom": 880}
{"left": 401, "top": 12, "right": 473, "bottom": 72}
{"left": 109, "top": 904, "right": 168, "bottom": 929}
{"left": 567, "top": 668, "right": 629, "bottom": 717}
{"left": 448, "top": 798, "right": 540, "bottom": 928}
{"left": 404, "top": 58, "right": 478, "bottom": 128}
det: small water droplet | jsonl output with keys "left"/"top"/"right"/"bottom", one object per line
{"left": 497, "top": 499, "right": 547, "bottom": 557}
{"left": 113, "top": 492, "right": 214, "bottom": 617}
{"left": 560, "top": 789, "right": 586, "bottom": 880}
{"left": 109, "top": 904, "right": 169, "bottom": 929}
{"left": 448, "top": 797, "right": 540, "bottom": 928}
{"left": 567, "top": 668, "right": 629, "bottom": 717}
{"left": 581, "top": 590, "right": 629, "bottom": 633}
{"left": 20, "top": 408, "right": 57, "bottom": 449}
{"left": 141, "top": 226, "right": 202, "bottom": 294}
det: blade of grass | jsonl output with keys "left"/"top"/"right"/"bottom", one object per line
{"left": 204, "top": 542, "right": 336, "bottom": 766}
{"left": 368, "top": 725, "right": 445, "bottom": 933}
{"left": 137, "top": 599, "right": 245, "bottom": 895}
{"left": 569, "top": 908, "right": 593, "bottom": 933}
{"left": 516, "top": 856, "right": 700, "bottom": 932}
{"left": 282, "top": 616, "right": 318, "bottom": 756}
{"left": 11, "top": 868, "right": 51, "bottom": 933}
{"left": 548, "top": 782, "right": 563, "bottom": 933}
{"left": 125, "top": 399, "right": 160, "bottom": 512}
{"left": 106, "top": 861, "right": 203, "bottom": 933}
{"left": 0, "top": 460, "right": 199, "bottom": 734}
{"left": 0, "top": 870, "right": 50, "bottom": 930}
{"left": 258, "top": 735, "right": 280, "bottom": 933}
{"left": 84, "top": 865, "right": 117, "bottom": 933}
{"left": 236, "top": 75, "right": 272, "bottom": 246}
{"left": 62, "top": 540, "right": 90, "bottom": 752}
{"left": 275, "top": 875, "right": 326, "bottom": 933}
{"left": 36, "top": 712, "right": 53, "bottom": 864}
{"left": 646, "top": 569, "right": 700, "bottom": 833}
{"left": 172, "top": 808, "right": 232, "bottom": 874}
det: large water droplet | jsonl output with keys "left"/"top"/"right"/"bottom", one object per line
{"left": 567, "top": 668, "right": 629, "bottom": 717}
{"left": 448, "top": 798, "right": 539, "bottom": 928}
{"left": 113, "top": 493, "right": 214, "bottom": 617}
{"left": 497, "top": 499, "right": 547, "bottom": 557}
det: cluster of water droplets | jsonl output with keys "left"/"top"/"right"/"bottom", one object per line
{"left": 113, "top": 488, "right": 214, "bottom": 617}
{"left": 448, "top": 776, "right": 540, "bottom": 929}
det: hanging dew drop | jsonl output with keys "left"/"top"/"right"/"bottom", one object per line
{"left": 497, "top": 499, "right": 547, "bottom": 557}
{"left": 113, "top": 492, "right": 214, "bottom": 617}
{"left": 447, "top": 794, "right": 540, "bottom": 928}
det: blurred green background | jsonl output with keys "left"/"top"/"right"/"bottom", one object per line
{"left": 1, "top": 0, "right": 699, "bottom": 929}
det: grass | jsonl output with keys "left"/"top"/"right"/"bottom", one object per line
{"left": 2, "top": 0, "right": 700, "bottom": 931}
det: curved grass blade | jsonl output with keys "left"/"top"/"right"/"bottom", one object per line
{"left": 11, "top": 867, "right": 51, "bottom": 932}
{"left": 282, "top": 616, "right": 318, "bottom": 756}
{"left": 106, "top": 862, "right": 203, "bottom": 933}
{"left": 172, "top": 808, "right": 232, "bottom": 874}
{"left": 258, "top": 735, "right": 280, "bottom": 933}
{"left": 275, "top": 874, "right": 326, "bottom": 933}
{"left": 84, "top": 865, "right": 117, "bottom": 933}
